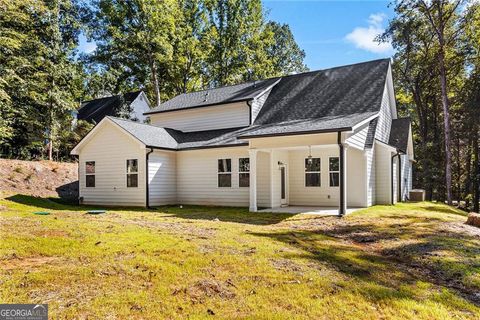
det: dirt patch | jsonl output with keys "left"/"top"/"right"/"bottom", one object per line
{"left": 0, "top": 159, "right": 77, "bottom": 198}
{"left": 173, "top": 279, "right": 236, "bottom": 303}
{"left": 1, "top": 256, "right": 60, "bottom": 271}
{"left": 270, "top": 258, "right": 303, "bottom": 273}
{"left": 31, "top": 229, "right": 70, "bottom": 238}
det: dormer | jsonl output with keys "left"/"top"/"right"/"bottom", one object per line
{"left": 145, "top": 79, "right": 279, "bottom": 132}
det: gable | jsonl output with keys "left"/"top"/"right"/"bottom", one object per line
{"left": 253, "top": 59, "right": 390, "bottom": 126}
{"left": 71, "top": 118, "right": 144, "bottom": 155}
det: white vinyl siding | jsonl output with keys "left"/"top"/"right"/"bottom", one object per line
{"left": 148, "top": 151, "right": 177, "bottom": 205}
{"left": 256, "top": 151, "right": 271, "bottom": 208}
{"left": 375, "top": 142, "right": 393, "bottom": 204}
{"left": 288, "top": 147, "right": 340, "bottom": 207}
{"left": 251, "top": 88, "right": 273, "bottom": 123}
{"left": 78, "top": 123, "right": 145, "bottom": 206}
{"left": 176, "top": 148, "right": 250, "bottom": 206}
{"left": 148, "top": 102, "right": 250, "bottom": 132}
{"left": 366, "top": 146, "right": 376, "bottom": 206}
{"left": 345, "top": 122, "right": 369, "bottom": 150}
{"left": 271, "top": 151, "right": 289, "bottom": 207}
{"left": 346, "top": 148, "right": 367, "bottom": 207}
{"left": 400, "top": 154, "right": 413, "bottom": 201}
{"left": 375, "top": 82, "right": 395, "bottom": 143}
{"left": 129, "top": 93, "right": 150, "bottom": 123}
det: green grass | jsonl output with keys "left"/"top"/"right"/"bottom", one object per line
{"left": 1, "top": 194, "right": 479, "bottom": 319}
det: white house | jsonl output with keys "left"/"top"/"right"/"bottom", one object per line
{"left": 76, "top": 91, "right": 151, "bottom": 124}
{"left": 71, "top": 59, "right": 414, "bottom": 215}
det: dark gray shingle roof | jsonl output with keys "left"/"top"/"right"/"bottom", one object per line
{"left": 109, "top": 117, "right": 248, "bottom": 150}
{"left": 239, "top": 112, "right": 377, "bottom": 138}
{"left": 254, "top": 59, "right": 390, "bottom": 125}
{"left": 145, "top": 79, "right": 280, "bottom": 114}
{"left": 388, "top": 118, "right": 411, "bottom": 152}
{"left": 78, "top": 91, "right": 143, "bottom": 123}
{"left": 104, "top": 59, "right": 392, "bottom": 150}
{"left": 365, "top": 118, "right": 378, "bottom": 149}
{"left": 109, "top": 117, "right": 178, "bottom": 149}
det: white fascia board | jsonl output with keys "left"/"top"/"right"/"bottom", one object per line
{"left": 351, "top": 113, "right": 379, "bottom": 131}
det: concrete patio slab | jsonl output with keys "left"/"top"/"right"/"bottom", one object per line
{"left": 258, "top": 206, "right": 362, "bottom": 215}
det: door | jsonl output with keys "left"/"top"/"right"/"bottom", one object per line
{"left": 280, "top": 165, "right": 288, "bottom": 206}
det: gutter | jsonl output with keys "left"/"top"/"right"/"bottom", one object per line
{"left": 246, "top": 100, "right": 253, "bottom": 125}
{"left": 338, "top": 132, "right": 345, "bottom": 217}
{"left": 145, "top": 147, "right": 154, "bottom": 208}
{"left": 238, "top": 127, "right": 352, "bottom": 139}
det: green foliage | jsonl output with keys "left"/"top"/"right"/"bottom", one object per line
{"left": 1, "top": 0, "right": 307, "bottom": 161}
{"left": 382, "top": 0, "right": 480, "bottom": 208}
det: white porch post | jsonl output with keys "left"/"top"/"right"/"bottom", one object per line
{"left": 338, "top": 134, "right": 348, "bottom": 216}
{"left": 270, "top": 150, "right": 274, "bottom": 209}
{"left": 249, "top": 149, "right": 258, "bottom": 212}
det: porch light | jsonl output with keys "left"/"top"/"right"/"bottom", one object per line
{"left": 307, "top": 145, "right": 313, "bottom": 164}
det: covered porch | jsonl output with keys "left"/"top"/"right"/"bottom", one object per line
{"left": 246, "top": 131, "right": 370, "bottom": 216}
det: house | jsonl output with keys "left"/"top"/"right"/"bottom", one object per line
{"left": 75, "top": 91, "right": 150, "bottom": 124}
{"left": 71, "top": 59, "right": 414, "bottom": 215}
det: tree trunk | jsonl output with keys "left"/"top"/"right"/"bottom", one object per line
{"left": 437, "top": 42, "right": 453, "bottom": 205}
{"left": 474, "top": 129, "right": 479, "bottom": 213}
{"left": 150, "top": 58, "right": 161, "bottom": 107}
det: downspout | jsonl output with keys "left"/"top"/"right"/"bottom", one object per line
{"left": 145, "top": 147, "right": 154, "bottom": 208}
{"left": 246, "top": 100, "right": 253, "bottom": 125}
{"left": 338, "top": 132, "right": 345, "bottom": 217}
{"left": 398, "top": 155, "right": 402, "bottom": 202}
{"left": 391, "top": 151, "right": 400, "bottom": 205}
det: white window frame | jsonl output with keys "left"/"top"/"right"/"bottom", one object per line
{"left": 126, "top": 159, "right": 139, "bottom": 188}
{"left": 85, "top": 161, "right": 95, "bottom": 188}
{"left": 217, "top": 158, "right": 232, "bottom": 188}
{"left": 304, "top": 157, "right": 321, "bottom": 187}
{"left": 329, "top": 156, "right": 340, "bottom": 187}
{"left": 238, "top": 157, "right": 250, "bottom": 188}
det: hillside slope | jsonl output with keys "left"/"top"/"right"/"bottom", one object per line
{"left": 0, "top": 159, "right": 78, "bottom": 198}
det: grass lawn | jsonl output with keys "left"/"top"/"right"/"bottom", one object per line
{"left": 1, "top": 194, "right": 480, "bottom": 319}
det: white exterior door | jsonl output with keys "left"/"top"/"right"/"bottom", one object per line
{"left": 280, "top": 165, "right": 288, "bottom": 206}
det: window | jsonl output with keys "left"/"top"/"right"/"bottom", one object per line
{"left": 218, "top": 159, "right": 232, "bottom": 187}
{"left": 305, "top": 158, "right": 321, "bottom": 187}
{"left": 126, "top": 159, "right": 138, "bottom": 188}
{"left": 329, "top": 157, "right": 340, "bottom": 187}
{"left": 239, "top": 158, "right": 250, "bottom": 187}
{"left": 85, "top": 161, "right": 95, "bottom": 187}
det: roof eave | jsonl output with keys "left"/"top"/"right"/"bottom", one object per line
{"left": 143, "top": 98, "right": 253, "bottom": 115}
{"left": 238, "top": 127, "right": 352, "bottom": 139}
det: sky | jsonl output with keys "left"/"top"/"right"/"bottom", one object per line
{"left": 78, "top": 0, "right": 395, "bottom": 71}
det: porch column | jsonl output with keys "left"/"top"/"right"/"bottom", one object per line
{"left": 338, "top": 136, "right": 347, "bottom": 216}
{"left": 270, "top": 150, "right": 274, "bottom": 209}
{"left": 249, "top": 149, "right": 258, "bottom": 212}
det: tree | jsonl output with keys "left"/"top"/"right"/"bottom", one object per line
{"left": 382, "top": 0, "right": 474, "bottom": 204}
{"left": 416, "top": 0, "right": 471, "bottom": 205}
{"left": 264, "top": 21, "right": 308, "bottom": 75}
{"left": 89, "top": 0, "right": 178, "bottom": 106}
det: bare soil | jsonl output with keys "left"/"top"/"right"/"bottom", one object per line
{"left": 0, "top": 159, "right": 78, "bottom": 198}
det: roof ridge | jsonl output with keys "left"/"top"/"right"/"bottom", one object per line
{"left": 166, "top": 58, "right": 391, "bottom": 97}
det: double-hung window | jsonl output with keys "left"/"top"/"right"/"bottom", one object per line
{"left": 85, "top": 161, "right": 95, "bottom": 187}
{"left": 305, "top": 158, "right": 321, "bottom": 187}
{"left": 239, "top": 158, "right": 250, "bottom": 187}
{"left": 126, "top": 159, "right": 138, "bottom": 187}
{"left": 218, "top": 159, "right": 232, "bottom": 187}
{"left": 329, "top": 157, "right": 340, "bottom": 187}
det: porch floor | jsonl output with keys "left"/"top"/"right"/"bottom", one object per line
{"left": 258, "top": 206, "right": 362, "bottom": 215}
